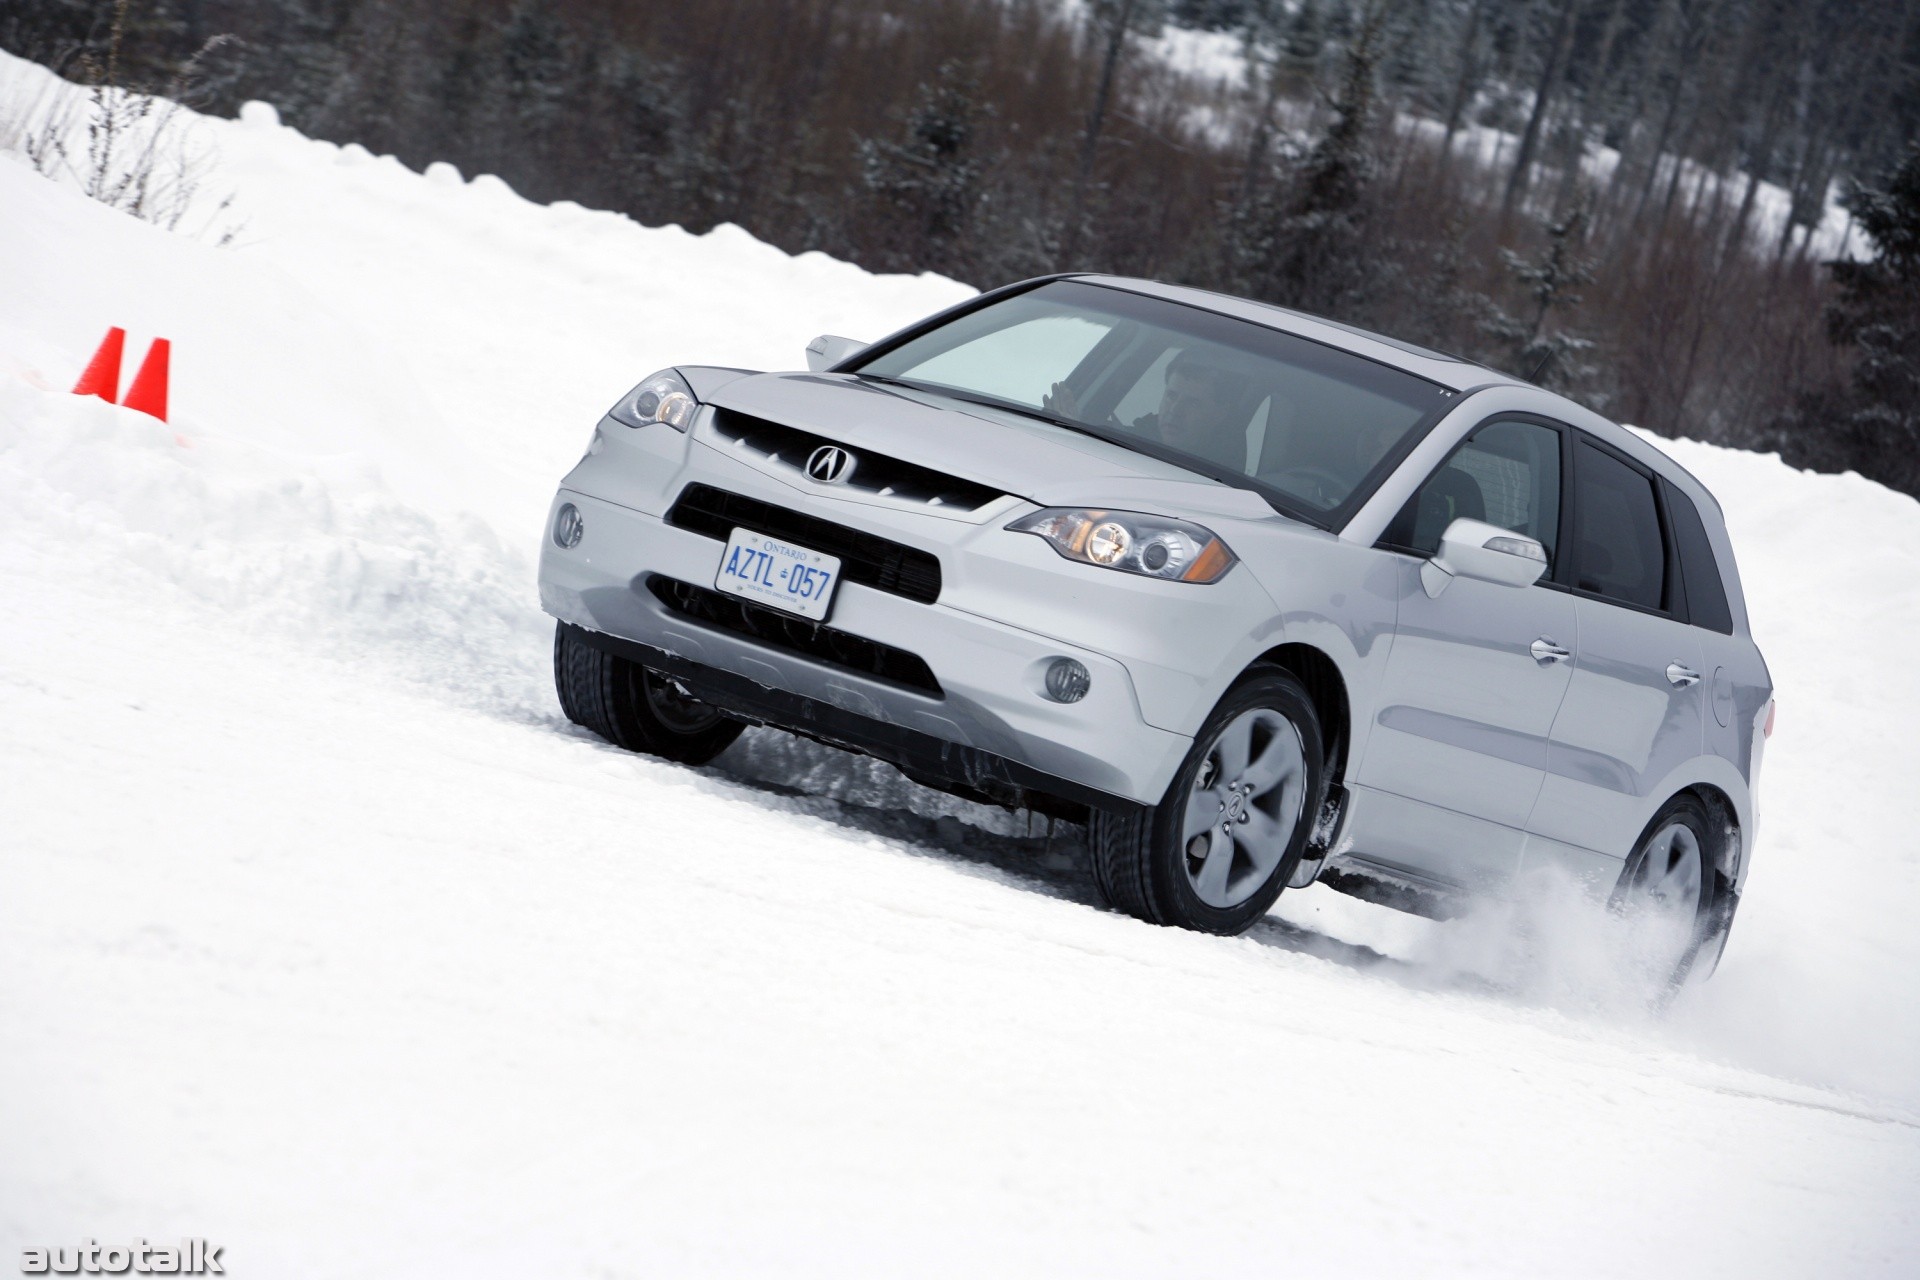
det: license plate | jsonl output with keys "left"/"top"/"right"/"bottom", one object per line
{"left": 713, "top": 528, "right": 842, "bottom": 621}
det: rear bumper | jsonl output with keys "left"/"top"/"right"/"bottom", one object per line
{"left": 538, "top": 489, "right": 1193, "bottom": 810}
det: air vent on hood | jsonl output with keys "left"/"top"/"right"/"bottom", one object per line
{"left": 708, "top": 407, "right": 1003, "bottom": 513}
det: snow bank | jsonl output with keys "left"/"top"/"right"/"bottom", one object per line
{"left": 2, "top": 49, "right": 1916, "bottom": 1278}
{"left": 0, "top": 377, "right": 544, "bottom": 714}
{"left": 0, "top": 51, "right": 972, "bottom": 532}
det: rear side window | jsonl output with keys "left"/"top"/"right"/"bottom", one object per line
{"left": 1664, "top": 480, "right": 1735, "bottom": 633}
{"left": 1572, "top": 440, "right": 1666, "bottom": 611}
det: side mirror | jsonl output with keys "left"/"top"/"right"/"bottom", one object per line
{"left": 805, "top": 334, "right": 866, "bottom": 372}
{"left": 1420, "top": 517, "right": 1548, "bottom": 597}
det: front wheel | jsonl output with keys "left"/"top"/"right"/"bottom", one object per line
{"left": 1089, "top": 671, "right": 1324, "bottom": 934}
{"left": 553, "top": 624, "right": 744, "bottom": 765}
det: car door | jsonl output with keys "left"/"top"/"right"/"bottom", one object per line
{"left": 1526, "top": 436, "right": 1706, "bottom": 873}
{"left": 1351, "top": 416, "right": 1577, "bottom": 889}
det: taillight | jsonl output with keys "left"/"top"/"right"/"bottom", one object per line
{"left": 1763, "top": 700, "right": 1776, "bottom": 738}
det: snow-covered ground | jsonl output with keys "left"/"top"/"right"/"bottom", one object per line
{"left": 2, "top": 51, "right": 1917, "bottom": 1277}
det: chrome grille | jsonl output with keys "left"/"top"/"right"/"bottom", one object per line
{"left": 709, "top": 407, "right": 1002, "bottom": 512}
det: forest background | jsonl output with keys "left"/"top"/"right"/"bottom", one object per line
{"left": 5, "top": 0, "right": 1917, "bottom": 495}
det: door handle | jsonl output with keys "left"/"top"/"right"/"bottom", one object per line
{"left": 1530, "top": 638, "right": 1572, "bottom": 665}
{"left": 1666, "top": 663, "right": 1701, "bottom": 688}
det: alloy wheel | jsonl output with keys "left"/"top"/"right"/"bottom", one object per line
{"left": 1180, "top": 707, "right": 1308, "bottom": 909}
{"left": 1620, "top": 818, "right": 1706, "bottom": 969}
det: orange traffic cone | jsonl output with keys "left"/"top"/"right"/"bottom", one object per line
{"left": 72, "top": 327, "right": 127, "bottom": 402}
{"left": 122, "top": 338, "right": 170, "bottom": 422}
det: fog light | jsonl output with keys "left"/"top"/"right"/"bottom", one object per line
{"left": 1044, "top": 657, "right": 1091, "bottom": 703}
{"left": 552, "top": 502, "right": 584, "bottom": 549}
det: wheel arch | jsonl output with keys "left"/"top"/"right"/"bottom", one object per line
{"left": 1248, "top": 642, "right": 1351, "bottom": 786}
{"left": 1630, "top": 781, "right": 1746, "bottom": 981}
{"left": 1678, "top": 782, "right": 1743, "bottom": 889}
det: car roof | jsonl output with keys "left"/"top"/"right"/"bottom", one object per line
{"left": 1072, "top": 274, "right": 1527, "bottom": 396}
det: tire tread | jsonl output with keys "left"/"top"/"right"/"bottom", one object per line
{"left": 552, "top": 624, "right": 742, "bottom": 763}
{"left": 1087, "top": 667, "right": 1323, "bottom": 934}
{"left": 1088, "top": 806, "right": 1168, "bottom": 925}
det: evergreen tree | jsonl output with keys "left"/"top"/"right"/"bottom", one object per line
{"left": 1284, "top": 0, "right": 1327, "bottom": 64}
{"left": 1382, "top": 0, "right": 1444, "bottom": 116}
{"left": 1062, "top": 0, "right": 1167, "bottom": 264}
{"left": 856, "top": 60, "right": 988, "bottom": 276}
{"left": 591, "top": 46, "right": 686, "bottom": 223}
{"left": 1399, "top": 218, "right": 1492, "bottom": 353}
{"left": 1239, "top": 4, "right": 1386, "bottom": 315}
{"left": 1, "top": 0, "right": 193, "bottom": 89}
{"left": 1785, "top": 145, "right": 1920, "bottom": 489}
{"left": 1482, "top": 206, "right": 1599, "bottom": 389}
{"left": 1168, "top": 0, "right": 1254, "bottom": 30}
{"left": 499, "top": 0, "right": 569, "bottom": 140}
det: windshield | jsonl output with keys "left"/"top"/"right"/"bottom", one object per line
{"left": 852, "top": 280, "right": 1454, "bottom": 519}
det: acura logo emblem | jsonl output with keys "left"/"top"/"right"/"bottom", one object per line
{"left": 805, "top": 444, "right": 856, "bottom": 485}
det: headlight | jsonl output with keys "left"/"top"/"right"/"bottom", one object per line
{"left": 608, "top": 369, "right": 698, "bottom": 432}
{"left": 1007, "top": 508, "right": 1237, "bottom": 583}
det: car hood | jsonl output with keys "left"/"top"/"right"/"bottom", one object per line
{"left": 703, "top": 371, "right": 1284, "bottom": 523}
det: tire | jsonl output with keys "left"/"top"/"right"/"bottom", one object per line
{"left": 1611, "top": 794, "right": 1717, "bottom": 987}
{"left": 1088, "top": 670, "right": 1324, "bottom": 934}
{"left": 553, "top": 623, "right": 744, "bottom": 765}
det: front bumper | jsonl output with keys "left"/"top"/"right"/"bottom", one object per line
{"left": 539, "top": 488, "right": 1195, "bottom": 810}
{"left": 559, "top": 622, "right": 1141, "bottom": 816}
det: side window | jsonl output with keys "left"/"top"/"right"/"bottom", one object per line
{"left": 1664, "top": 480, "right": 1734, "bottom": 633}
{"left": 1402, "top": 420, "right": 1562, "bottom": 570}
{"left": 1572, "top": 440, "right": 1667, "bottom": 611}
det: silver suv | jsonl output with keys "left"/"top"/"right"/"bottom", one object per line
{"left": 539, "top": 276, "right": 1772, "bottom": 975}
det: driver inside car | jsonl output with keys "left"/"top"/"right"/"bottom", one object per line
{"left": 1045, "top": 349, "right": 1249, "bottom": 472}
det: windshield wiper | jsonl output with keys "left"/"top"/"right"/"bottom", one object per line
{"left": 850, "top": 373, "right": 921, "bottom": 392}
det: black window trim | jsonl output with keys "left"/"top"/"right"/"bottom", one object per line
{"left": 1659, "top": 474, "right": 1736, "bottom": 635}
{"left": 1566, "top": 429, "right": 1687, "bottom": 623}
{"left": 1374, "top": 410, "right": 1575, "bottom": 592}
{"left": 1371, "top": 417, "right": 1708, "bottom": 626}
{"left": 831, "top": 273, "right": 1083, "bottom": 373}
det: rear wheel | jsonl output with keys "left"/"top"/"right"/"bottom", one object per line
{"left": 1612, "top": 795, "right": 1716, "bottom": 986}
{"left": 1089, "top": 671, "right": 1324, "bottom": 934}
{"left": 553, "top": 623, "right": 743, "bottom": 765}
